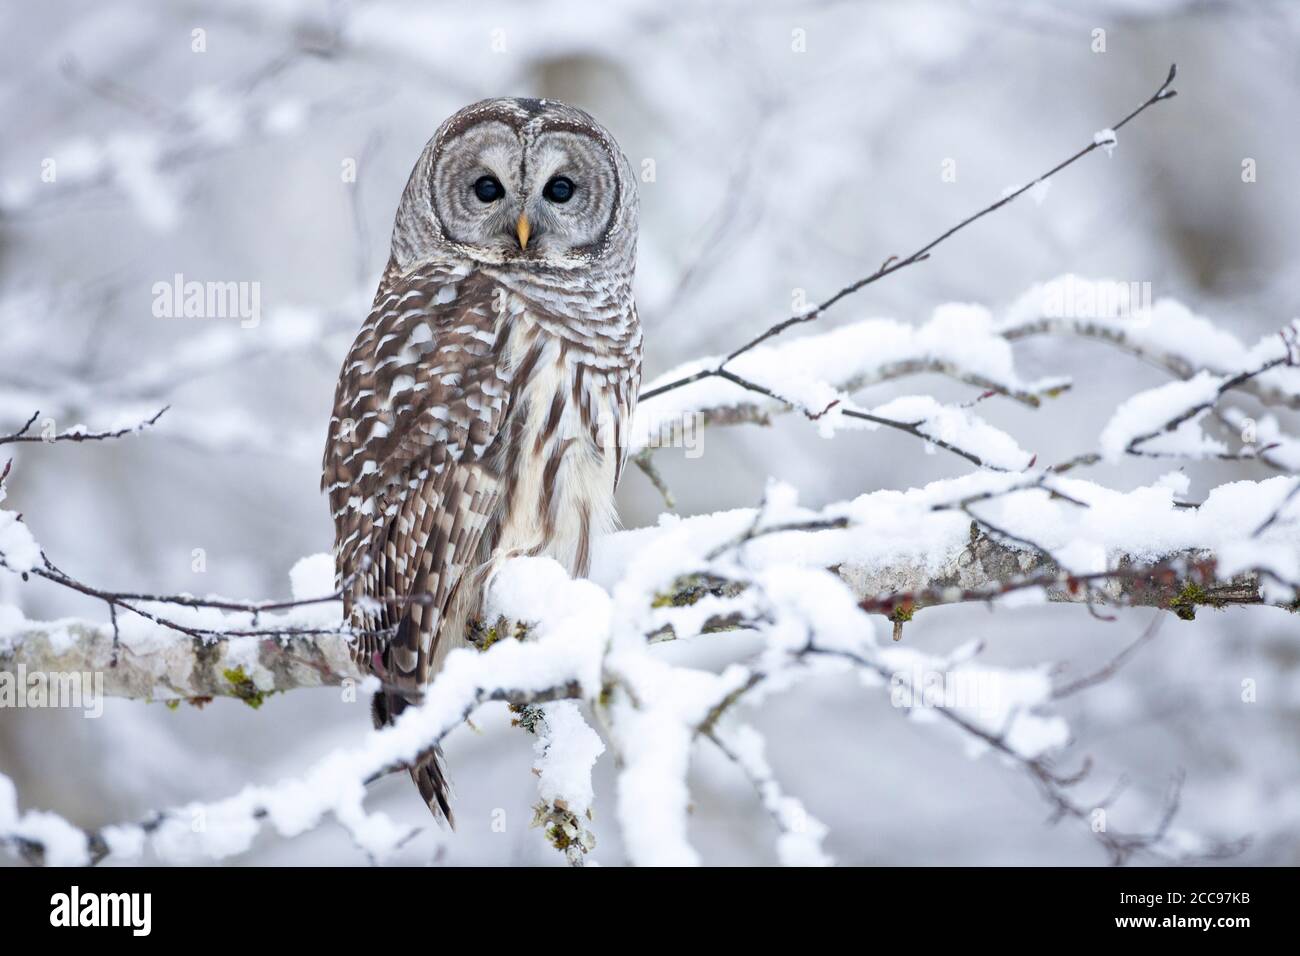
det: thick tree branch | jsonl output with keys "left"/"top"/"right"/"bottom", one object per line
{"left": 3, "top": 530, "right": 1284, "bottom": 704}
{"left": 0, "top": 620, "right": 363, "bottom": 702}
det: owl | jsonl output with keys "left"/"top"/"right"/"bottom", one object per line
{"left": 322, "top": 98, "right": 640, "bottom": 823}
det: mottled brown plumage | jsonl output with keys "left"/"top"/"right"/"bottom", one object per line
{"left": 322, "top": 98, "right": 640, "bottom": 822}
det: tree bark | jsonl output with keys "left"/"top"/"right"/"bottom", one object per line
{"left": 1, "top": 532, "right": 1277, "bottom": 703}
{"left": 0, "top": 621, "right": 363, "bottom": 703}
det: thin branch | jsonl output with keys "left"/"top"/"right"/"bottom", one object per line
{"left": 639, "top": 64, "right": 1178, "bottom": 404}
{"left": 1053, "top": 612, "right": 1164, "bottom": 699}
{"left": 844, "top": 408, "right": 1012, "bottom": 471}
{"left": 808, "top": 644, "right": 1241, "bottom": 865}
{"left": 0, "top": 407, "right": 169, "bottom": 446}
{"left": 700, "top": 367, "right": 1020, "bottom": 471}
{"left": 633, "top": 449, "right": 676, "bottom": 510}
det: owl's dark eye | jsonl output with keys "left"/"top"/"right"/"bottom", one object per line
{"left": 543, "top": 176, "right": 575, "bottom": 203}
{"left": 473, "top": 175, "right": 504, "bottom": 203}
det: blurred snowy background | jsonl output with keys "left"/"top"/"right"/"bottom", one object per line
{"left": 2, "top": 0, "right": 1299, "bottom": 865}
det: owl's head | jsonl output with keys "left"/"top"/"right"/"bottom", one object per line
{"left": 390, "top": 98, "right": 637, "bottom": 274}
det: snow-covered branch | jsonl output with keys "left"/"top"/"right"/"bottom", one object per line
{"left": 5, "top": 466, "right": 1295, "bottom": 709}
{"left": 632, "top": 304, "right": 1066, "bottom": 461}
{"left": 0, "top": 618, "right": 362, "bottom": 704}
{"left": 0, "top": 407, "right": 169, "bottom": 447}
{"left": 6, "top": 502, "right": 1260, "bottom": 866}
{"left": 1002, "top": 279, "right": 1300, "bottom": 411}
{"left": 637, "top": 65, "right": 1179, "bottom": 405}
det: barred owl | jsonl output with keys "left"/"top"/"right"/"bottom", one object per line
{"left": 322, "top": 98, "right": 640, "bottom": 822}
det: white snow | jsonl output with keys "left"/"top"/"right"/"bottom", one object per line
{"left": 290, "top": 552, "right": 337, "bottom": 602}
{"left": 633, "top": 301, "right": 1069, "bottom": 454}
{"left": 0, "top": 498, "right": 40, "bottom": 574}
{"left": 533, "top": 701, "right": 604, "bottom": 818}
{"left": 717, "top": 723, "right": 832, "bottom": 866}
{"left": 0, "top": 773, "right": 90, "bottom": 866}
{"left": 851, "top": 394, "right": 1035, "bottom": 470}
{"left": 1099, "top": 372, "right": 1224, "bottom": 462}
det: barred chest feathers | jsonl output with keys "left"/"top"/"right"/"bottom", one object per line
{"left": 490, "top": 293, "right": 630, "bottom": 579}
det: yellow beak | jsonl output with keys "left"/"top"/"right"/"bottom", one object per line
{"left": 516, "top": 213, "right": 531, "bottom": 251}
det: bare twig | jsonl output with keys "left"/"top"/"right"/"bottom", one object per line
{"left": 0, "top": 407, "right": 169, "bottom": 446}
{"left": 810, "top": 644, "right": 1241, "bottom": 865}
{"left": 1053, "top": 612, "right": 1164, "bottom": 698}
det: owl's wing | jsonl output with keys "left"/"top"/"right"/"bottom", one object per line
{"left": 323, "top": 264, "right": 511, "bottom": 690}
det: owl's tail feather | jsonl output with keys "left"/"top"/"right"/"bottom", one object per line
{"left": 408, "top": 748, "right": 454, "bottom": 825}
{"left": 372, "top": 690, "right": 455, "bottom": 827}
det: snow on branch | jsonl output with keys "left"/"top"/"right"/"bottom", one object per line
{"left": 0, "top": 618, "right": 362, "bottom": 704}
{"left": 1098, "top": 334, "right": 1299, "bottom": 461}
{"left": 0, "top": 465, "right": 1291, "bottom": 860}
{"left": 631, "top": 284, "right": 1299, "bottom": 518}
{"left": 634, "top": 287, "right": 1300, "bottom": 472}
{"left": 628, "top": 65, "right": 1180, "bottom": 499}
{"left": 5, "top": 467, "right": 1295, "bottom": 711}
{"left": 632, "top": 303, "right": 1065, "bottom": 459}
{"left": 1002, "top": 277, "right": 1300, "bottom": 410}
{"left": 2, "top": 617, "right": 589, "bottom": 865}
{"left": 637, "top": 64, "right": 1178, "bottom": 406}
{"left": 5, "top": 373, "right": 1293, "bottom": 866}
{"left": 5, "top": 477, "right": 1265, "bottom": 866}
